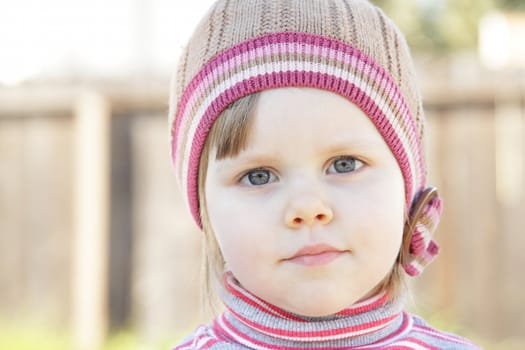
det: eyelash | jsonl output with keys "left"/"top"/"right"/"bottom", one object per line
{"left": 238, "top": 156, "right": 365, "bottom": 186}
{"left": 239, "top": 168, "right": 277, "bottom": 186}
{"left": 327, "top": 156, "right": 365, "bottom": 175}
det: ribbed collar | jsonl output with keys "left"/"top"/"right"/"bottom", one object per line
{"left": 213, "top": 272, "right": 411, "bottom": 349}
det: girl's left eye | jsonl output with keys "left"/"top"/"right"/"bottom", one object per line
{"left": 240, "top": 169, "right": 277, "bottom": 186}
{"left": 327, "top": 156, "right": 364, "bottom": 174}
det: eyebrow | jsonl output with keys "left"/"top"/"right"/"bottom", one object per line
{"left": 320, "top": 139, "right": 386, "bottom": 154}
{"left": 213, "top": 153, "right": 279, "bottom": 172}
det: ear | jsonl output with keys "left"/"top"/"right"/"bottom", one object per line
{"left": 400, "top": 187, "right": 443, "bottom": 277}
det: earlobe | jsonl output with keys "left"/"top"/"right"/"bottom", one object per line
{"left": 400, "top": 187, "right": 443, "bottom": 277}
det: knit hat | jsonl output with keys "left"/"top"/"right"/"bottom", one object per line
{"left": 169, "top": 0, "right": 442, "bottom": 276}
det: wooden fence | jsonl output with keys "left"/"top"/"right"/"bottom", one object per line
{"left": 0, "top": 62, "right": 524, "bottom": 349}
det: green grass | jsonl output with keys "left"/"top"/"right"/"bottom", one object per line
{"left": 0, "top": 324, "right": 176, "bottom": 350}
{"left": 0, "top": 324, "right": 70, "bottom": 350}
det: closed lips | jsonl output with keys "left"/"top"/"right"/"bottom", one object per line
{"left": 285, "top": 244, "right": 348, "bottom": 266}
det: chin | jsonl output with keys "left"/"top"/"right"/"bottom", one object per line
{"left": 270, "top": 283, "right": 367, "bottom": 317}
{"left": 281, "top": 295, "right": 355, "bottom": 317}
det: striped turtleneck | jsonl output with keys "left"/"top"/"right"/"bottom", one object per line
{"left": 174, "top": 273, "right": 480, "bottom": 349}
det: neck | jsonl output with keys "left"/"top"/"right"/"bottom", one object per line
{"left": 213, "top": 272, "right": 411, "bottom": 349}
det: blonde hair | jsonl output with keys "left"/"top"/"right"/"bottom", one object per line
{"left": 197, "top": 92, "right": 408, "bottom": 312}
{"left": 198, "top": 93, "right": 259, "bottom": 312}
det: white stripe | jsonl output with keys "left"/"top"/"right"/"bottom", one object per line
{"left": 408, "top": 260, "right": 424, "bottom": 273}
{"left": 180, "top": 61, "right": 420, "bottom": 202}
{"left": 221, "top": 310, "right": 394, "bottom": 343}
{"left": 389, "top": 340, "right": 429, "bottom": 349}
{"left": 227, "top": 277, "right": 291, "bottom": 318}
{"left": 217, "top": 314, "right": 272, "bottom": 350}
{"left": 185, "top": 325, "right": 215, "bottom": 349}
{"left": 415, "top": 222, "right": 432, "bottom": 247}
{"left": 175, "top": 41, "right": 408, "bottom": 165}
{"left": 223, "top": 279, "right": 399, "bottom": 343}
{"left": 231, "top": 278, "right": 388, "bottom": 321}
{"left": 357, "top": 313, "right": 414, "bottom": 349}
{"left": 415, "top": 326, "right": 474, "bottom": 345}
{"left": 194, "top": 336, "right": 211, "bottom": 349}
{"left": 176, "top": 42, "right": 414, "bottom": 166}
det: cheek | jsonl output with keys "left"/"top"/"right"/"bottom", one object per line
{"left": 336, "top": 179, "right": 404, "bottom": 221}
{"left": 205, "top": 197, "right": 239, "bottom": 259}
{"left": 336, "top": 172, "right": 405, "bottom": 250}
{"left": 205, "top": 190, "right": 272, "bottom": 268}
{"left": 369, "top": 176, "right": 405, "bottom": 256}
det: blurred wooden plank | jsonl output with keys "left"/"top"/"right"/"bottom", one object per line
{"left": 71, "top": 91, "right": 111, "bottom": 350}
{"left": 130, "top": 114, "right": 203, "bottom": 341}
{"left": 0, "top": 80, "right": 169, "bottom": 117}
{"left": 0, "top": 116, "right": 73, "bottom": 325}
{"left": 0, "top": 76, "right": 521, "bottom": 117}
{"left": 493, "top": 92, "right": 525, "bottom": 337}
{"left": 415, "top": 107, "right": 503, "bottom": 337}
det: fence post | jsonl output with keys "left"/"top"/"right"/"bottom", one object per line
{"left": 71, "top": 90, "right": 111, "bottom": 350}
{"left": 494, "top": 88, "right": 523, "bottom": 207}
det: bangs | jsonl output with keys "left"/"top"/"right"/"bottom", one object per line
{"left": 207, "top": 93, "right": 259, "bottom": 160}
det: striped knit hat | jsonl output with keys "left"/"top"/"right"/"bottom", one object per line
{"left": 169, "top": 0, "right": 442, "bottom": 276}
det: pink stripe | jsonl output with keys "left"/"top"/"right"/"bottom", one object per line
{"left": 421, "top": 241, "right": 439, "bottom": 263}
{"left": 399, "top": 337, "right": 440, "bottom": 350}
{"left": 410, "top": 229, "right": 426, "bottom": 255}
{"left": 217, "top": 315, "right": 285, "bottom": 350}
{"left": 199, "top": 338, "right": 219, "bottom": 350}
{"left": 335, "top": 293, "right": 389, "bottom": 316}
{"left": 174, "top": 42, "right": 414, "bottom": 151}
{"left": 227, "top": 306, "right": 396, "bottom": 339}
{"left": 173, "top": 331, "right": 219, "bottom": 350}
{"left": 404, "top": 265, "right": 419, "bottom": 277}
{"left": 217, "top": 314, "right": 387, "bottom": 350}
{"left": 177, "top": 69, "right": 418, "bottom": 188}
{"left": 173, "top": 339, "right": 193, "bottom": 350}
{"left": 370, "top": 311, "right": 412, "bottom": 346}
{"left": 185, "top": 71, "right": 416, "bottom": 229}
{"left": 225, "top": 273, "right": 393, "bottom": 322}
{"left": 224, "top": 274, "right": 305, "bottom": 321}
{"left": 172, "top": 32, "right": 420, "bottom": 167}
{"left": 413, "top": 324, "right": 479, "bottom": 347}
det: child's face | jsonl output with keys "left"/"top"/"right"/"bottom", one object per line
{"left": 204, "top": 87, "right": 405, "bottom": 317}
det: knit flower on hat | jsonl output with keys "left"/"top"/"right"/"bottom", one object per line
{"left": 402, "top": 187, "right": 443, "bottom": 276}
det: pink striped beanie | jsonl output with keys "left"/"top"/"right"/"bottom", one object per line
{"left": 169, "top": 0, "right": 442, "bottom": 276}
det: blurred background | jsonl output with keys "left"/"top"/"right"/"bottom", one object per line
{"left": 0, "top": 0, "right": 524, "bottom": 349}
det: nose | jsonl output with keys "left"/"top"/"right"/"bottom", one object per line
{"left": 284, "top": 194, "right": 334, "bottom": 228}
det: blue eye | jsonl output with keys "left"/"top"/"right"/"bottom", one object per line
{"left": 240, "top": 169, "right": 276, "bottom": 186}
{"left": 328, "top": 156, "right": 363, "bottom": 174}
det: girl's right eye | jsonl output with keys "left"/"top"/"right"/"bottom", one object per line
{"left": 239, "top": 169, "right": 277, "bottom": 186}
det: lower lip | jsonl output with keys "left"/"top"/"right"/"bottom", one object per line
{"left": 287, "top": 251, "right": 345, "bottom": 266}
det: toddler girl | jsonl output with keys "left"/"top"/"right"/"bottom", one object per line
{"left": 169, "top": 0, "right": 480, "bottom": 348}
